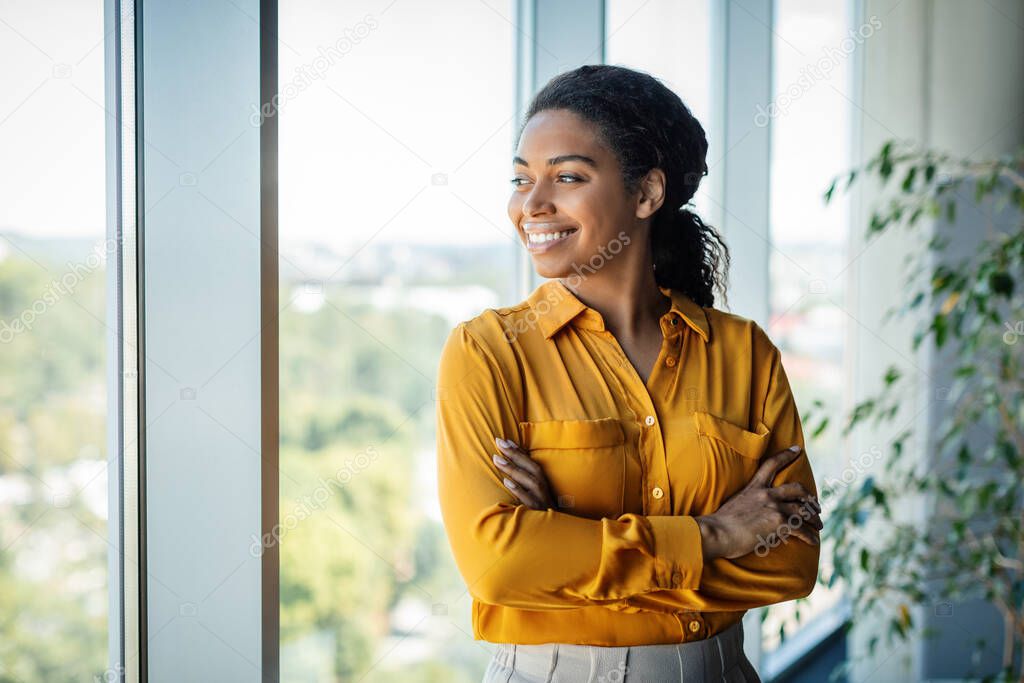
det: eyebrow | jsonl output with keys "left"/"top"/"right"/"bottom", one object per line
{"left": 512, "top": 154, "right": 598, "bottom": 169}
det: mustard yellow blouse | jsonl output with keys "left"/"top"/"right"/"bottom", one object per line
{"left": 435, "top": 278, "right": 819, "bottom": 646}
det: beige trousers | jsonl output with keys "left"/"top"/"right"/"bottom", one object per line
{"left": 481, "top": 620, "right": 761, "bottom": 683}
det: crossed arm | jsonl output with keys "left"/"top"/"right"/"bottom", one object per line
{"left": 435, "top": 322, "right": 821, "bottom": 613}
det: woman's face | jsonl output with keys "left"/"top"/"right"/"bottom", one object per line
{"left": 508, "top": 108, "right": 655, "bottom": 281}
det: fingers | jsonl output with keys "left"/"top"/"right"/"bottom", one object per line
{"left": 493, "top": 437, "right": 551, "bottom": 509}
{"left": 499, "top": 472, "right": 545, "bottom": 509}
{"left": 494, "top": 438, "right": 543, "bottom": 478}
{"left": 748, "top": 445, "right": 802, "bottom": 489}
{"left": 493, "top": 451, "right": 540, "bottom": 496}
{"left": 777, "top": 500, "right": 823, "bottom": 533}
{"left": 768, "top": 482, "right": 817, "bottom": 506}
{"left": 786, "top": 524, "right": 820, "bottom": 547}
{"left": 769, "top": 484, "right": 822, "bottom": 530}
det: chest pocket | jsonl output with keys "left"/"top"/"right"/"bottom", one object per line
{"left": 518, "top": 417, "right": 626, "bottom": 521}
{"left": 693, "top": 411, "right": 771, "bottom": 514}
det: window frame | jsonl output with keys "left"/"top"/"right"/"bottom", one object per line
{"left": 102, "top": 0, "right": 852, "bottom": 678}
{"left": 105, "top": 0, "right": 280, "bottom": 679}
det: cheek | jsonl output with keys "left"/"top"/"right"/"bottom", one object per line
{"left": 566, "top": 184, "right": 612, "bottom": 226}
{"left": 567, "top": 192, "right": 613, "bottom": 244}
{"left": 507, "top": 193, "right": 523, "bottom": 222}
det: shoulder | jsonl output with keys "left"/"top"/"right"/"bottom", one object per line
{"left": 439, "top": 299, "right": 531, "bottom": 374}
{"left": 442, "top": 288, "right": 540, "bottom": 351}
{"left": 703, "top": 305, "right": 779, "bottom": 354}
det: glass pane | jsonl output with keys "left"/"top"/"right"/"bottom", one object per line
{"left": 0, "top": 1, "right": 110, "bottom": 679}
{"left": 765, "top": 0, "right": 853, "bottom": 652}
{"left": 277, "top": 2, "right": 516, "bottom": 680}
{"left": 605, "top": 0, "right": 713, "bottom": 218}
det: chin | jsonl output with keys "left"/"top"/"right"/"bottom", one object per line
{"left": 529, "top": 256, "right": 576, "bottom": 281}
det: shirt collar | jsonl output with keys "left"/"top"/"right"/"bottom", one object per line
{"left": 527, "top": 279, "right": 710, "bottom": 343}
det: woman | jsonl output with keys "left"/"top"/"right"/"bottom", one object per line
{"left": 435, "top": 64, "right": 822, "bottom": 682}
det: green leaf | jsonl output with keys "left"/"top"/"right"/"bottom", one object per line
{"left": 879, "top": 140, "right": 893, "bottom": 165}
{"left": 975, "top": 179, "right": 987, "bottom": 203}
{"left": 954, "top": 365, "right": 976, "bottom": 378}
{"left": 988, "top": 272, "right": 1014, "bottom": 297}
{"left": 860, "top": 475, "right": 876, "bottom": 496}
{"left": 901, "top": 166, "right": 917, "bottom": 193}
{"left": 869, "top": 213, "right": 890, "bottom": 235}
{"left": 880, "top": 157, "right": 894, "bottom": 183}
{"left": 824, "top": 180, "right": 836, "bottom": 204}
{"left": 933, "top": 314, "right": 948, "bottom": 348}
{"left": 1011, "top": 185, "right": 1024, "bottom": 209}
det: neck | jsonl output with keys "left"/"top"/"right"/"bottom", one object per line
{"left": 560, "top": 264, "right": 670, "bottom": 339}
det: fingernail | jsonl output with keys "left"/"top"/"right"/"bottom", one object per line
{"left": 496, "top": 437, "right": 513, "bottom": 448}
{"left": 788, "top": 445, "right": 801, "bottom": 452}
{"left": 492, "top": 453, "right": 508, "bottom": 465}
{"left": 503, "top": 477, "right": 516, "bottom": 489}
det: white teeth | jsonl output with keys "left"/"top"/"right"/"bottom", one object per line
{"left": 527, "top": 229, "right": 575, "bottom": 244}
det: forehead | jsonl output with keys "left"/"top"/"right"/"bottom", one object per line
{"left": 515, "top": 109, "right": 606, "bottom": 159}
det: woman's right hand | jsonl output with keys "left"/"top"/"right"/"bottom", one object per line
{"left": 695, "top": 446, "right": 822, "bottom": 561}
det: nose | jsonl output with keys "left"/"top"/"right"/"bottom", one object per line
{"left": 521, "top": 179, "right": 555, "bottom": 217}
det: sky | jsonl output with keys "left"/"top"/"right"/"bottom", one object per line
{"left": 0, "top": 0, "right": 849, "bottom": 251}
{"left": 0, "top": 0, "right": 106, "bottom": 239}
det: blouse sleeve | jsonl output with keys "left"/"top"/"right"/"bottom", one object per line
{"left": 436, "top": 322, "right": 708, "bottom": 610}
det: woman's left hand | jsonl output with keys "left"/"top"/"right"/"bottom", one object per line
{"left": 492, "top": 437, "right": 557, "bottom": 510}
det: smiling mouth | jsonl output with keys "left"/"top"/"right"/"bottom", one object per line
{"left": 525, "top": 227, "right": 579, "bottom": 250}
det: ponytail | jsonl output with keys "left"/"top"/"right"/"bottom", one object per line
{"left": 651, "top": 206, "right": 730, "bottom": 309}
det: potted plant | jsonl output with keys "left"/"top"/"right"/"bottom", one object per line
{"left": 819, "top": 140, "right": 1024, "bottom": 682}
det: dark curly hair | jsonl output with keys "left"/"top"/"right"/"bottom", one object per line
{"left": 518, "top": 64, "right": 730, "bottom": 309}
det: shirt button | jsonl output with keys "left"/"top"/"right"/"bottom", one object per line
{"left": 644, "top": 415, "right": 656, "bottom": 426}
{"left": 688, "top": 620, "right": 700, "bottom": 633}
{"left": 652, "top": 486, "right": 664, "bottom": 499}
{"left": 665, "top": 357, "right": 676, "bottom": 367}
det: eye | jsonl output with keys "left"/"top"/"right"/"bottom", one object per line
{"left": 509, "top": 173, "right": 581, "bottom": 187}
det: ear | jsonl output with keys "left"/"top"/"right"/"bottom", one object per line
{"left": 635, "top": 168, "right": 666, "bottom": 220}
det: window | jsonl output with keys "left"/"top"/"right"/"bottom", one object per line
{"left": 277, "top": 1, "right": 516, "bottom": 680}
{"left": 604, "top": 0, "right": 713, "bottom": 219}
{"left": 764, "top": 0, "right": 854, "bottom": 653}
{"left": 0, "top": 1, "right": 110, "bottom": 679}
{"left": 3, "top": 2, "right": 860, "bottom": 676}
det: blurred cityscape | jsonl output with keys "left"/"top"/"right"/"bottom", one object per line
{"left": 0, "top": 228, "right": 846, "bottom": 680}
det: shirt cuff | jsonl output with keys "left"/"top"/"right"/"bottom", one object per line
{"left": 647, "top": 515, "right": 704, "bottom": 590}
